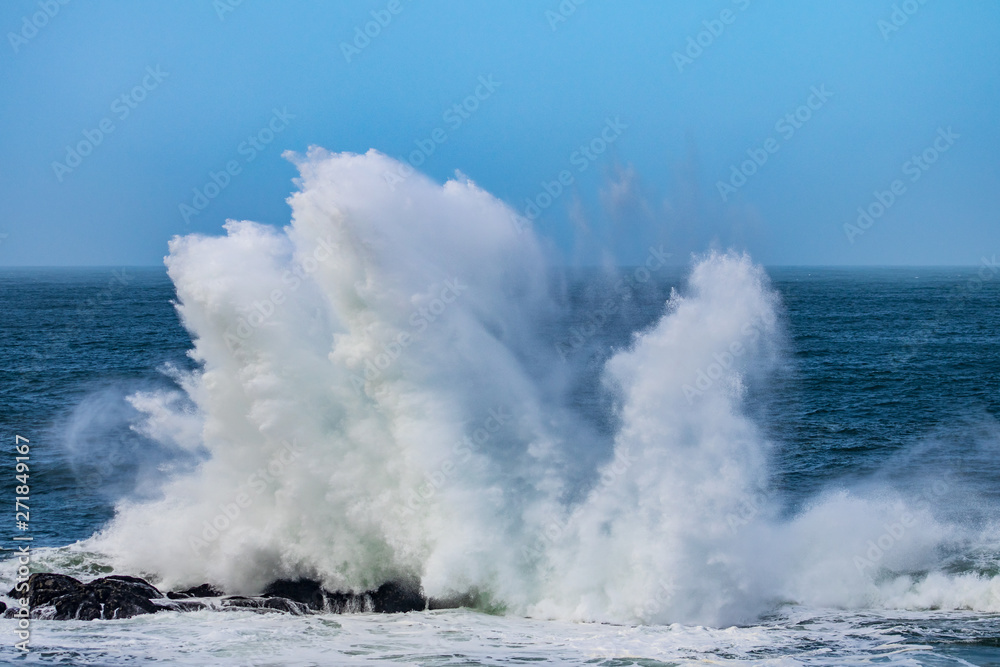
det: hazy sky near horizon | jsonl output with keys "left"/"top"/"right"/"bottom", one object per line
{"left": 1, "top": 0, "right": 997, "bottom": 267}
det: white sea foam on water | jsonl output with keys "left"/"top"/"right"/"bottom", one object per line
{"left": 0, "top": 605, "right": 993, "bottom": 666}
{"left": 67, "top": 148, "right": 1000, "bottom": 629}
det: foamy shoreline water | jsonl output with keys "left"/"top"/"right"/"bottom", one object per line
{"left": 0, "top": 603, "right": 997, "bottom": 666}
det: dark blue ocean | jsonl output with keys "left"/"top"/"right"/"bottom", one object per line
{"left": 0, "top": 264, "right": 998, "bottom": 666}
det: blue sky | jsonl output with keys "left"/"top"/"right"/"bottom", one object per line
{"left": 1, "top": 0, "right": 997, "bottom": 266}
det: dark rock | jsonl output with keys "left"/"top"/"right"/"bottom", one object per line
{"left": 91, "top": 575, "right": 162, "bottom": 600}
{"left": 167, "top": 583, "right": 223, "bottom": 599}
{"left": 371, "top": 581, "right": 426, "bottom": 613}
{"left": 12, "top": 572, "right": 434, "bottom": 619}
{"left": 428, "top": 590, "right": 481, "bottom": 610}
{"left": 0, "top": 601, "right": 6, "bottom": 614}
{"left": 9, "top": 573, "right": 159, "bottom": 620}
{"left": 152, "top": 598, "right": 209, "bottom": 612}
{"left": 49, "top": 583, "right": 158, "bottom": 620}
{"left": 8, "top": 573, "right": 85, "bottom": 607}
{"left": 259, "top": 578, "right": 427, "bottom": 613}
{"left": 262, "top": 579, "right": 326, "bottom": 610}
{"left": 220, "top": 596, "right": 311, "bottom": 615}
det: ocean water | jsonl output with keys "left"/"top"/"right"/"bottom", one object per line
{"left": 0, "top": 150, "right": 998, "bottom": 665}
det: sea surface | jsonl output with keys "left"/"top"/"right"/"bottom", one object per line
{"left": 0, "top": 264, "right": 998, "bottom": 666}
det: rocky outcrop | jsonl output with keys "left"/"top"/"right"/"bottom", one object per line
{"left": 371, "top": 581, "right": 428, "bottom": 613}
{"left": 5, "top": 573, "right": 159, "bottom": 620}
{"left": 3, "top": 573, "right": 473, "bottom": 620}
{"left": 166, "top": 583, "right": 223, "bottom": 599}
{"left": 262, "top": 579, "right": 328, "bottom": 610}
{"left": 97, "top": 575, "right": 163, "bottom": 599}
{"left": 7, "top": 572, "right": 84, "bottom": 607}
{"left": 427, "top": 590, "right": 482, "bottom": 610}
{"left": 220, "top": 596, "right": 311, "bottom": 615}
{"left": 261, "top": 578, "right": 427, "bottom": 613}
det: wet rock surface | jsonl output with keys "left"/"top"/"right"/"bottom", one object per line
{"left": 262, "top": 578, "right": 428, "bottom": 613}
{"left": 7, "top": 572, "right": 84, "bottom": 607}
{"left": 92, "top": 575, "right": 163, "bottom": 600}
{"left": 166, "top": 583, "right": 223, "bottom": 599}
{"left": 220, "top": 596, "right": 311, "bottom": 615}
{"left": 5, "top": 573, "right": 159, "bottom": 620}
{"left": 4, "top": 573, "right": 469, "bottom": 620}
